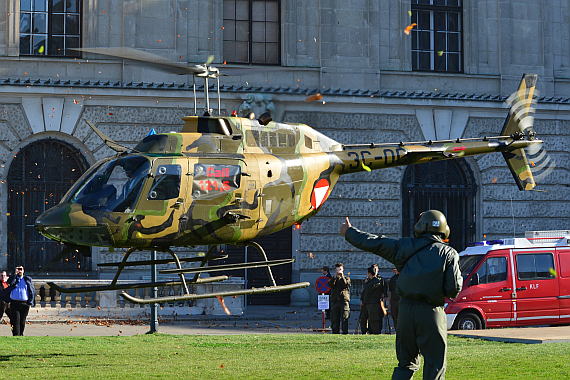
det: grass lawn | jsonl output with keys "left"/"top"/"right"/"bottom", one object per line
{"left": 0, "top": 334, "right": 568, "bottom": 379}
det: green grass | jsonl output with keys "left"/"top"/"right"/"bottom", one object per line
{"left": 1, "top": 334, "right": 569, "bottom": 379}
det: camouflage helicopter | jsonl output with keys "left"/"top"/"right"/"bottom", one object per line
{"left": 34, "top": 48, "right": 552, "bottom": 304}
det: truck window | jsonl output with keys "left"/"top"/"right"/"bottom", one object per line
{"left": 459, "top": 255, "right": 483, "bottom": 281}
{"left": 476, "top": 257, "right": 507, "bottom": 284}
{"left": 516, "top": 253, "right": 555, "bottom": 280}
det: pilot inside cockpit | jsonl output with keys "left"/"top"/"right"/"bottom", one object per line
{"left": 70, "top": 156, "right": 150, "bottom": 213}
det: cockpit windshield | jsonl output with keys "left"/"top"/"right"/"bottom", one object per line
{"left": 70, "top": 156, "right": 150, "bottom": 213}
{"left": 458, "top": 255, "right": 484, "bottom": 282}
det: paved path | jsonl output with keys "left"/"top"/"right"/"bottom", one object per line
{"left": 2, "top": 305, "right": 569, "bottom": 343}
{"left": 0, "top": 305, "right": 380, "bottom": 337}
{"left": 449, "top": 325, "right": 570, "bottom": 344}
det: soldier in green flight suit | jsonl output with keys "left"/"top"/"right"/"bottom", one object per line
{"left": 340, "top": 210, "right": 462, "bottom": 380}
{"left": 328, "top": 262, "right": 351, "bottom": 334}
{"left": 361, "top": 266, "right": 384, "bottom": 334}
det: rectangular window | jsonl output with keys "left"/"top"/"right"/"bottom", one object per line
{"left": 476, "top": 257, "right": 507, "bottom": 284}
{"left": 20, "top": 0, "right": 81, "bottom": 57}
{"left": 223, "top": 0, "right": 280, "bottom": 64}
{"left": 516, "top": 253, "right": 556, "bottom": 280}
{"left": 411, "top": 0, "right": 462, "bottom": 72}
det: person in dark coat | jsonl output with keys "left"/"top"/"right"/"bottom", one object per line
{"left": 321, "top": 266, "right": 333, "bottom": 319}
{"left": 0, "top": 271, "right": 9, "bottom": 322}
{"left": 361, "top": 266, "right": 384, "bottom": 334}
{"left": 328, "top": 263, "right": 351, "bottom": 334}
{"left": 389, "top": 268, "right": 400, "bottom": 329}
{"left": 1, "top": 265, "right": 36, "bottom": 336}
{"left": 341, "top": 211, "right": 462, "bottom": 380}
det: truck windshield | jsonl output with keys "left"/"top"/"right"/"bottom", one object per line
{"left": 70, "top": 156, "right": 150, "bottom": 213}
{"left": 459, "top": 255, "right": 484, "bottom": 282}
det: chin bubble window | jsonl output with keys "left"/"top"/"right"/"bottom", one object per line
{"left": 147, "top": 164, "right": 182, "bottom": 200}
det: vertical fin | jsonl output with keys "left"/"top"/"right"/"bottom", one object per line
{"left": 501, "top": 74, "right": 539, "bottom": 191}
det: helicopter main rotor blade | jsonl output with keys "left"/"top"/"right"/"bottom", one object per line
{"left": 85, "top": 120, "right": 128, "bottom": 153}
{"left": 73, "top": 47, "right": 206, "bottom": 76}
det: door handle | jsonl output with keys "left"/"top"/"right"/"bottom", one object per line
{"left": 499, "top": 287, "right": 511, "bottom": 292}
{"left": 516, "top": 286, "right": 527, "bottom": 291}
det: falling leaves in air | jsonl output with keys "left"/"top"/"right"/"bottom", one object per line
{"left": 216, "top": 296, "right": 231, "bottom": 315}
{"left": 362, "top": 163, "right": 371, "bottom": 171}
{"left": 530, "top": 161, "right": 535, "bottom": 167}
{"left": 549, "top": 268, "right": 557, "bottom": 277}
{"left": 305, "top": 93, "right": 323, "bottom": 102}
{"left": 404, "top": 23, "right": 417, "bottom": 35}
{"left": 437, "top": 51, "right": 444, "bottom": 56}
{"left": 492, "top": 177, "right": 498, "bottom": 183}
{"left": 309, "top": 252, "right": 313, "bottom": 259}
{"left": 408, "top": 10, "right": 412, "bottom": 16}
{"left": 38, "top": 46, "right": 45, "bottom": 54}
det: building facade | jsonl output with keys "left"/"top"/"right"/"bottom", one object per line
{"left": 0, "top": 0, "right": 567, "bottom": 304}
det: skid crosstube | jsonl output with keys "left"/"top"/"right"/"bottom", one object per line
{"left": 159, "top": 258, "right": 294, "bottom": 275}
{"left": 120, "top": 282, "right": 311, "bottom": 304}
{"left": 46, "top": 275, "right": 228, "bottom": 294}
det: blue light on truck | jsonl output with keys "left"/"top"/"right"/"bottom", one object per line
{"left": 466, "top": 240, "right": 504, "bottom": 247}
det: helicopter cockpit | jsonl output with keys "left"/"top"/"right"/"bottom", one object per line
{"left": 69, "top": 156, "right": 150, "bottom": 213}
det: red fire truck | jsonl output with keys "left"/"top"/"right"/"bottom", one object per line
{"left": 446, "top": 230, "right": 570, "bottom": 330}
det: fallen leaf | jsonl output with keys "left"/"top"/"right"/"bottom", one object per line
{"left": 220, "top": 364, "right": 225, "bottom": 369}
{"left": 404, "top": 23, "right": 417, "bottom": 35}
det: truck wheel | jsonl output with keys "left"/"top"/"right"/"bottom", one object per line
{"left": 454, "top": 312, "right": 482, "bottom": 330}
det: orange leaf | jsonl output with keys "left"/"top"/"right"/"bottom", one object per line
{"left": 216, "top": 296, "right": 231, "bottom": 315}
{"left": 220, "top": 364, "right": 225, "bottom": 369}
{"left": 530, "top": 161, "right": 535, "bottom": 167}
{"left": 492, "top": 177, "right": 498, "bottom": 183}
{"left": 404, "top": 23, "right": 417, "bottom": 35}
{"left": 305, "top": 93, "right": 323, "bottom": 102}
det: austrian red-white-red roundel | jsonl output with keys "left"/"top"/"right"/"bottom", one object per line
{"left": 311, "top": 179, "right": 330, "bottom": 209}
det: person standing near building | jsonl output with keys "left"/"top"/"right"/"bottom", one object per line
{"left": 389, "top": 268, "right": 400, "bottom": 330}
{"left": 2, "top": 265, "right": 36, "bottom": 336}
{"left": 361, "top": 266, "right": 384, "bottom": 334}
{"left": 328, "top": 263, "right": 351, "bottom": 335}
{"left": 340, "top": 210, "right": 462, "bottom": 379}
{"left": 0, "top": 271, "right": 9, "bottom": 322}
{"left": 321, "top": 266, "right": 333, "bottom": 319}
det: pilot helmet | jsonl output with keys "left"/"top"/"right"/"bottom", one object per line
{"left": 413, "top": 210, "right": 450, "bottom": 239}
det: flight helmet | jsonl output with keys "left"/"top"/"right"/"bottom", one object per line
{"left": 413, "top": 210, "right": 450, "bottom": 239}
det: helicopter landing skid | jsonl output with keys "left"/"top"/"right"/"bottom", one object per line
{"left": 120, "top": 241, "right": 310, "bottom": 305}
{"left": 45, "top": 241, "right": 309, "bottom": 302}
{"left": 120, "top": 282, "right": 311, "bottom": 304}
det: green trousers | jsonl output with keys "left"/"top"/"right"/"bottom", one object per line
{"left": 392, "top": 300, "right": 447, "bottom": 380}
{"left": 330, "top": 300, "right": 350, "bottom": 334}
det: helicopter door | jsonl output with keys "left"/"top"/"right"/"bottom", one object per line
{"left": 131, "top": 159, "right": 186, "bottom": 244}
{"left": 239, "top": 178, "right": 261, "bottom": 232}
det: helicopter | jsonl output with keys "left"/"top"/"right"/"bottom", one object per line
{"left": 34, "top": 47, "right": 552, "bottom": 305}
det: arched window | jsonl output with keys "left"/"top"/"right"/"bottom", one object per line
{"left": 402, "top": 158, "right": 477, "bottom": 252}
{"left": 7, "top": 139, "right": 91, "bottom": 273}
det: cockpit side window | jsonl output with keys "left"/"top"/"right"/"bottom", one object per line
{"left": 147, "top": 165, "right": 181, "bottom": 200}
{"left": 70, "top": 156, "right": 150, "bottom": 213}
